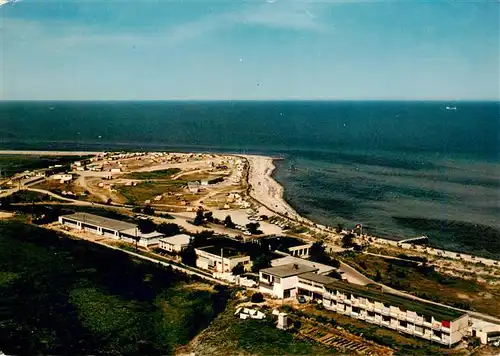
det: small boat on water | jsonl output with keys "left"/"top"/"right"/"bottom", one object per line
{"left": 446, "top": 106, "right": 457, "bottom": 110}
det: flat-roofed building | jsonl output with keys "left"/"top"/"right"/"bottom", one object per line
{"left": 297, "top": 272, "right": 338, "bottom": 301}
{"left": 195, "top": 245, "right": 251, "bottom": 273}
{"left": 187, "top": 181, "right": 200, "bottom": 194}
{"left": 322, "top": 280, "right": 468, "bottom": 346}
{"left": 58, "top": 213, "right": 164, "bottom": 247}
{"left": 258, "top": 260, "right": 469, "bottom": 346}
{"left": 159, "top": 234, "right": 192, "bottom": 253}
{"left": 259, "top": 263, "right": 319, "bottom": 299}
{"left": 287, "top": 243, "right": 313, "bottom": 258}
{"left": 271, "top": 255, "right": 335, "bottom": 275}
{"left": 50, "top": 173, "right": 73, "bottom": 182}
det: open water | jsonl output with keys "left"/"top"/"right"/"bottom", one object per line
{"left": 1, "top": 101, "right": 499, "bottom": 257}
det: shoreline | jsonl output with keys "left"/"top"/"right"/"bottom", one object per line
{"left": 240, "top": 154, "right": 303, "bottom": 222}
{"left": 1, "top": 149, "right": 499, "bottom": 264}
{"left": 241, "top": 154, "right": 500, "bottom": 265}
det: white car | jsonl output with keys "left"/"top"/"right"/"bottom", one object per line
{"left": 244, "top": 231, "right": 252, "bottom": 236}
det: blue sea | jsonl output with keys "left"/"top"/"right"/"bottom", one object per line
{"left": 1, "top": 101, "right": 499, "bottom": 257}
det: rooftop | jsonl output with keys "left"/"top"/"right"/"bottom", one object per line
{"left": 62, "top": 212, "right": 135, "bottom": 232}
{"left": 271, "top": 255, "right": 335, "bottom": 275}
{"left": 196, "top": 245, "right": 247, "bottom": 259}
{"left": 324, "top": 279, "right": 464, "bottom": 322}
{"left": 121, "top": 228, "right": 164, "bottom": 240}
{"left": 261, "top": 263, "right": 318, "bottom": 278}
{"left": 160, "top": 234, "right": 192, "bottom": 246}
{"left": 299, "top": 272, "right": 338, "bottom": 285}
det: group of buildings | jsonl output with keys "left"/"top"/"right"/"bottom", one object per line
{"left": 58, "top": 211, "right": 488, "bottom": 347}
{"left": 259, "top": 262, "right": 469, "bottom": 347}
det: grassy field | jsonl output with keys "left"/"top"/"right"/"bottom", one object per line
{"left": 1, "top": 190, "right": 66, "bottom": 203}
{"left": 185, "top": 302, "right": 339, "bottom": 356}
{"left": 122, "top": 168, "right": 181, "bottom": 180}
{"left": 0, "top": 220, "right": 231, "bottom": 355}
{"left": 340, "top": 251, "right": 500, "bottom": 316}
{"left": 0, "top": 155, "right": 89, "bottom": 177}
{"left": 33, "top": 179, "right": 86, "bottom": 197}
{"left": 116, "top": 181, "right": 187, "bottom": 205}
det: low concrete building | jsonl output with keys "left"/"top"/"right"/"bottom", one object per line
{"left": 58, "top": 213, "right": 164, "bottom": 247}
{"left": 288, "top": 243, "right": 313, "bottom": 258}
{"left": 50, "top": 173, "right": 73, "bottom": 182}
{"left": 258, "top": 262, "right": 469, "bottom": 346}
{"left": 158, "top": 234, "right": 192, "bottom": 253}
{"left": 195, "top": 245, "right": 251, "bottom": 273}
{"left": 471, "top": 319, "right": 500, "bottom": 344}
{"left": 271, "top": 255, "right": 335, "bottom": 275}
{"left": 259, "top": 263, "right": 319, "bottom": 299}
{"left": 297, "top": 272, "right": 339, "bottom": 301}
{"left": 322, "top": 280, "right": 469, "bottom": 346}
{"left": 187, "top": 181, "right": 200, "bottom": 194}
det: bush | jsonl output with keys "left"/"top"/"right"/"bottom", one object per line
{"left": 231, "top": 263, "right": 245, "bottom": 276}
{"left": 143, "top": 205, "right": 155, "bottom": 215}
{"left": 157, "top": 223, "right": 180, "bottom": 237}
{"left": 251, "top": 292, "right": 264, "bottom": 303}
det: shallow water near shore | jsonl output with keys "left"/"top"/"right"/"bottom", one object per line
{"left": 1, "top": 101, "right": 499, "bottom": 257}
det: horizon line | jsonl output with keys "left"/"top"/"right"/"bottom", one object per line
{"left": 1, "top": 99, "right": 499, "bottom": 103}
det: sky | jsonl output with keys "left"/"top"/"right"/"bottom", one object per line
{"left": 0, "top": 0, "right": 499, "bottom": 100}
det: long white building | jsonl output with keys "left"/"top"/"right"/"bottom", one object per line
{"left": 259, "top": 262, "right": 469, "bottom": 346}
{"left": 58, "top": 213, "right": 164, "bottom": 247}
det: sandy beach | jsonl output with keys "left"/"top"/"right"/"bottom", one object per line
{"left": 241, "top": 154, "right": 302, "bottom": 221}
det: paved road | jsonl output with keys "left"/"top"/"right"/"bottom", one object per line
{"left": 338, "top": 262, "right": 375, "bottom": 286}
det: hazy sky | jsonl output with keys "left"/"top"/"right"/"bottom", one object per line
{"left": 1, "top": 0, "right": 499, "bottom": 100}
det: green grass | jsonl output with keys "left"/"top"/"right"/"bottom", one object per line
{"left": 0, "top": 272, "right": 18, "bottom": 286}
{"left": 0, "top": 155, "right": 90, "bottom": 177}
{"left": 122, "top": 168, "right": 181, "bottom": 180}
{"left": 117, "top": 181, "right": 186, "bottom": 205}
{"left": 340, "top": 251, "right": 500, "bottom": 316}
{"left": 188, "top": 303, "right": 338, "bottom": 356}
{"left": 0, "top": 220, "right": 231, "bottom": 355}
{"left": 3, "top": 190, "right": 65, "bottom": 203}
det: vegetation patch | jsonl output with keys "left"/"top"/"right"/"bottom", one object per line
{"left": 0, "top": 220, "right": 231, "bottom": 355}
{"left": 117, "top": 181, "right": 186, "bottom": 205}
{"left": 122, "top": 168, "right": 181, "bottom": 180}
{"left": 0, "top": 272, "right": 18, "bottom": 286}
{"left": 186, "top": 303, "right": 338, "bottom": 356}
{"left": 1, "top": 190, "right": 65, "bottom": 204}
{"left": 0, "top": 155, "right": 89, "bottom": 177}
{"left": 340, "top": 251, "right": 500, "bottom": 316}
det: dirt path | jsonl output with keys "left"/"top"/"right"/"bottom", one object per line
{"left": 77, "top": 175, "right": 109, "bottom": 203}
